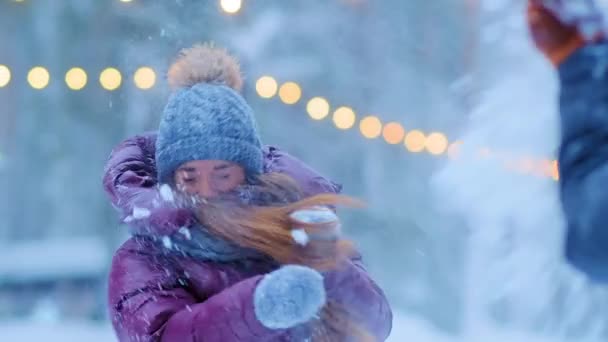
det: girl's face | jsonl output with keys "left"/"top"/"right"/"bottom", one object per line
{"left": 174, "top": 160, "right": 246, "bottom": 198}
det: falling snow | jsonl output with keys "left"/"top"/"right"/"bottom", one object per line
{"left": 291, "top": 229, "right": 309, "bottom": 246}
{"left": 132, "top": 207, "right": 151, "bottom": 219}
{"left": 159, "top": 184, "right": 175, "bottom": 203}
{"left": 178, "top": 227, "right": 192, "bottom": 240}
{"left": 162, "top": 236, "right": 173, "bottom": 249}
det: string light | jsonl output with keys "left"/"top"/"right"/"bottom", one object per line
{"left": 382, "top": 122, "right": 405, "bottom": 145}
{"left": 27, "top": 67, "right": 50, "bottom": 90}
{"left": 307, "top": 97, "right": 330, "bottom": 120}
{"left": 220, "top": 0, "right": 242, "bottom": 14}
{"left": 447, "top": 141, "right": 463, "bottom": 159}
{"left": 2, "top": 64, "right": 561, "bottom": 180}
{"left": 99, "top": 68, "right": 122, "bottom": 91}
{"left": 256, "top": 76, "right": 278, "bottom": 99}
{"left": 551, "top": 160, "right": 560, "bottom": 180}
{"left": 278, "top": 82, "right": 302, "bottom": 105}
{"left": 537, "top": 159, "right": 553, "bottom": 178}
{"left": 65, "top": 67, "right": 87, "bottom": 90}
{"left": 425, "top": 132, "right": 448, "bottom": 155}
{"left": 360, "top": 116, "right": 382, "bottom": 139}
{"left": 515, "top": 157, "right": 536, "bottom": 174}
{"left": 333, "top": 106, "right": 356, "bottom": 130}
{"left": 133, "top": 67, "right": 156, "bottom": 90}
{"left": 0, "top": 65, "right": 10, "bottom": 88}
{"left": 404, "top": 130, "right": 426, "bottom": 153}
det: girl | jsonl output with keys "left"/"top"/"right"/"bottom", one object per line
{"left": 103, "top": 44, "right": 392, "bottom": 341}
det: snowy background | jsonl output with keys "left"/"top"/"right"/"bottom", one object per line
{"left": 2, "top": 0, "right": 608, "bottom": 341}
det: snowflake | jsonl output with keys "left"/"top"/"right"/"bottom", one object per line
{"left": 178, "top": 227, "right": 192, "bottom": 240}
{"left": 162, "top": 236, "right": 173, "bottom": 249}
{"left": 132, "top": 207, "right": 151, "bottom": 219}
{"left": 159, "top": 184, "right": 175, "bottom": 202}
{"left": 291, "top": 229, "right": 310, "bottom": 246}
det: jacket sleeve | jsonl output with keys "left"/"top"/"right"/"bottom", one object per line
{"left": 109, "top": 242, "right": 288, "bottom": 342}
{"left": 102, "top": 132, "right": 193, "bottom": 235}
{"left": 558, "top": 42, "right": 608, "bottom": 282}
{"left": 323, "top": 257, "right": 393, "bottom": 341}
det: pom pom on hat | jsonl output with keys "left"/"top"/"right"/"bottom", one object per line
{"left": 167, "top": 42, "right": 244, "bottom": 92}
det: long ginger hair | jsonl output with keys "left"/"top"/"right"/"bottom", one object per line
{"left": 189, "top": 173, "right": 375, "bottom": 342}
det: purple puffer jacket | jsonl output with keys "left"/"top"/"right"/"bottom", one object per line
{"left": 103, "top": 132, "right": 393, "bottom": 341}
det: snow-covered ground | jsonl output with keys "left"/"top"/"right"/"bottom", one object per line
{"left": 388, "top": 313, "right": 453, "bottom": 342}
{"left": 0, "top": 314, "right": 441, "bottom": 342}
{"left": 0, "top": 320, "right": 115, "bottom": 342}
{"left": 0, "top": 314, "right": 562, "bottom": 342}
{"left": 0, "top": 312, "right": 563, "bottom": 342}
{"left": 1, "top": 314, "right": 448, "bottom": 342}
{"left": 388, "top": 314, "right": 577, "bottom": 342}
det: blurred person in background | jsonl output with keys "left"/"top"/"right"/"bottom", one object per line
{"left": 528, "top": 0, "right": 608, "bottom": 282}
{"left": 102, "top": 44, "right": 392, "bottom": 341}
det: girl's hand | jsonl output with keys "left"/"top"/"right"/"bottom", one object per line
{"left": 289, "top": 206, "right": 352, "bottom": 271}
{"left": 527, "top": 0, "right": 587, "bottom": 66}
{"left": 290, "top": 206, "right": 341, "bottom": 242}
{"left": 254, "top": 265, "right": 326, "bottom": 329}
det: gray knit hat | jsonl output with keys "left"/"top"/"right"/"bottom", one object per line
{"left": 155, "top": 44, "right": 263, "bottom": 184}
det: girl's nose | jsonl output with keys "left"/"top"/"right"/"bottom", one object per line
{"left": 198, "top": 179, "right": 217, "bottom": 198}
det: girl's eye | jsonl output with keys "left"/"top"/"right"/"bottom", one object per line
{"left": 182, "top": 178, "right": 196, "bottom": 184}
{"left": 214, "top": 174, "right": 230, "bottom": 180}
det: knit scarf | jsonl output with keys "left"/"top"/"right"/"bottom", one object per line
{"left": 130, "top": 182, "right": 296, "bottom": 263}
